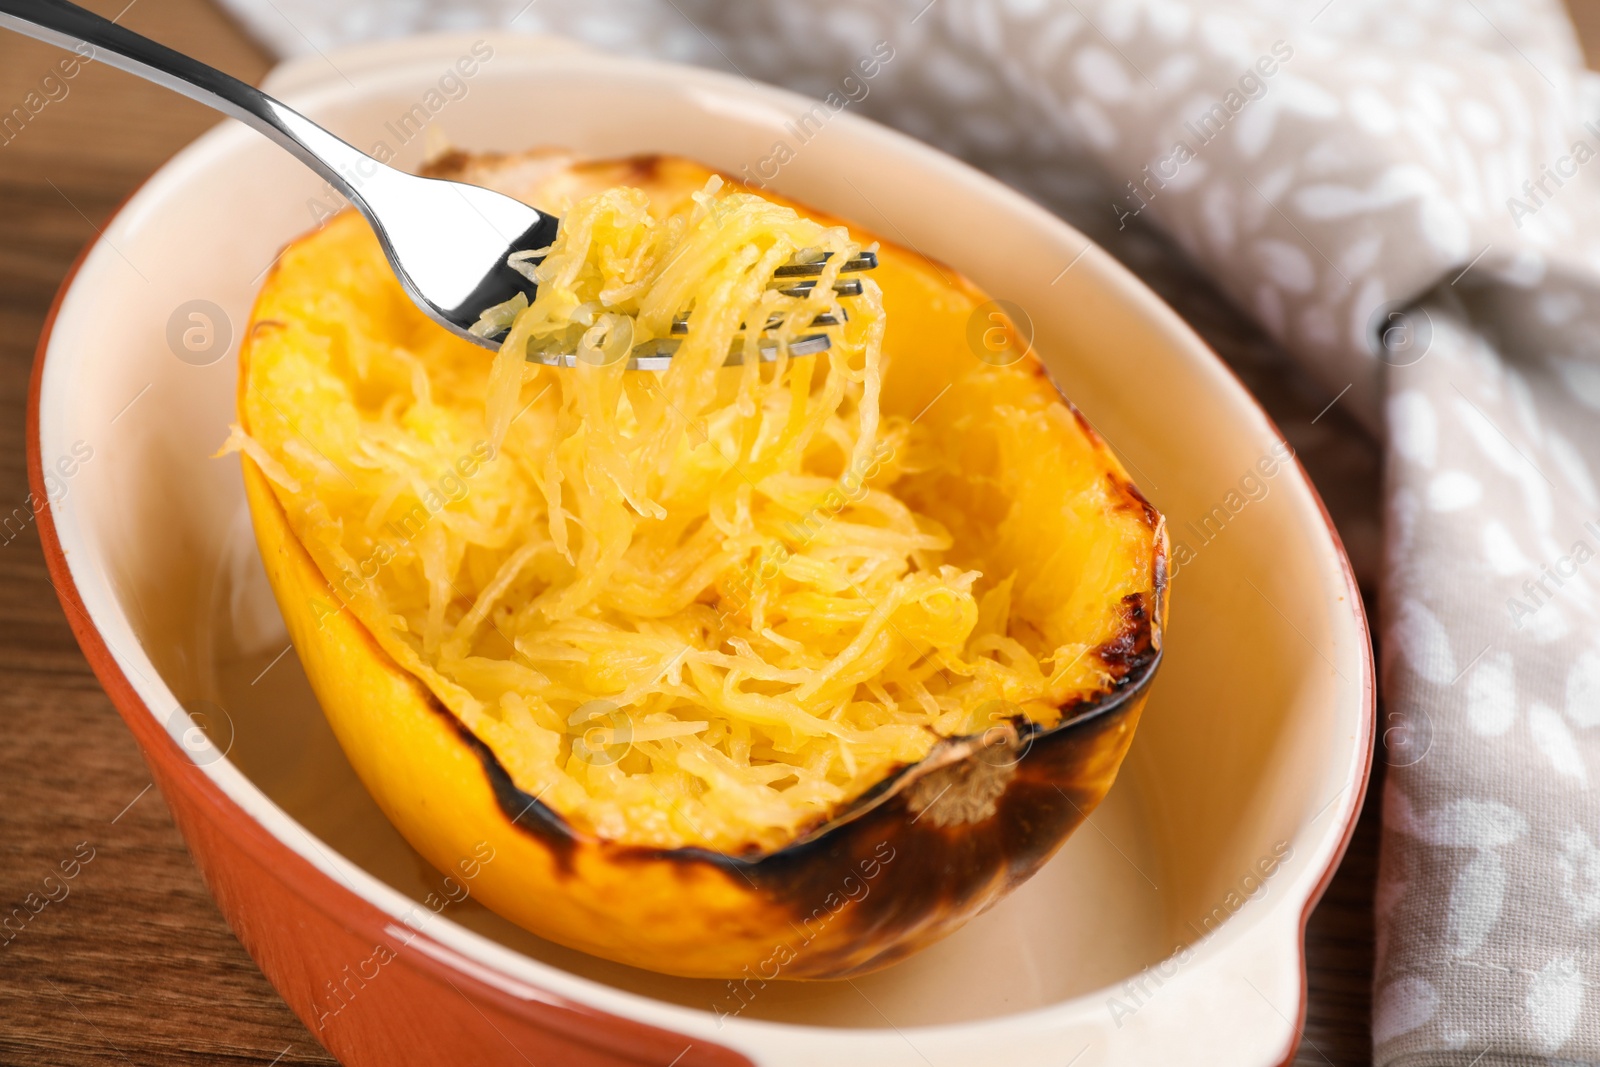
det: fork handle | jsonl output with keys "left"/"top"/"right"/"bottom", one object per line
{"left": 0, "top": 0, "right": 376, "bottom": 203}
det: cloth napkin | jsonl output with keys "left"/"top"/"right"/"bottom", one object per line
{"left": 215, "top": 0, "right": 1600, "bottom": 1060}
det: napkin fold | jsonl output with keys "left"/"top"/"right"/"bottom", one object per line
{"left": 216, "top": 0, "right": 1600, "bottom": 1060}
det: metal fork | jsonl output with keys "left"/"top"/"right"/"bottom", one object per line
{"left": 0, "top": 0, "right": 877, "bottom": 368}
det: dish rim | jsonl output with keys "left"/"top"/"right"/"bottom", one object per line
{"left": 27, "top": 34, "right": 1375, "bottom": 1063}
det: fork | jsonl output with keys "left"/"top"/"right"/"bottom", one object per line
{"left": 0, "top": 0, "right": 877, "bottom": 368}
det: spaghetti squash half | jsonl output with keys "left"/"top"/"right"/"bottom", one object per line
{"left": 235, "top": 150, "right": 1168, "bottom": 979}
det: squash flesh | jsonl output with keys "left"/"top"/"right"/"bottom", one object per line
{"left": 235, "top": 162, "right": 1159, "bottom": 856}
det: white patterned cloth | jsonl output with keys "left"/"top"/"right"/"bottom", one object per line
{"left": 217, "top": 0, "right": 1600, "bottom": 1060}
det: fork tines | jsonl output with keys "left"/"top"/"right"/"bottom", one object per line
{"left": 771, "top": 251, "right": 878, "bottom": 278}
{"left": 527, "top": 249, "right": 878, "bottom": 369}
{"left": 527, "top": 333, "right": 833, "bottom": 371}
{"left": 774, "top": 278, "right": 864, "bottom": 299}
{"left": 669, "top": 308, "right": 847, "bottom": 336}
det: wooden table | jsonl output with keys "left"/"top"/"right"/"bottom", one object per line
{"left": 0, "top": 4, "right": 1591, "bottom": 1064}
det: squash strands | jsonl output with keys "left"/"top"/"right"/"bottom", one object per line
{"left": 234, "top": 152, "right": 1167, "bottom": 978}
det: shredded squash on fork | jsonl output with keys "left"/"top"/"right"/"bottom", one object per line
{"left": 230, "top": 176, "right": 1114, "bottom": 854}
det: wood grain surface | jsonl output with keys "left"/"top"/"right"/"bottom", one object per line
{"left": 0, "top": 3, "right": 1590, "bottom": 1064}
